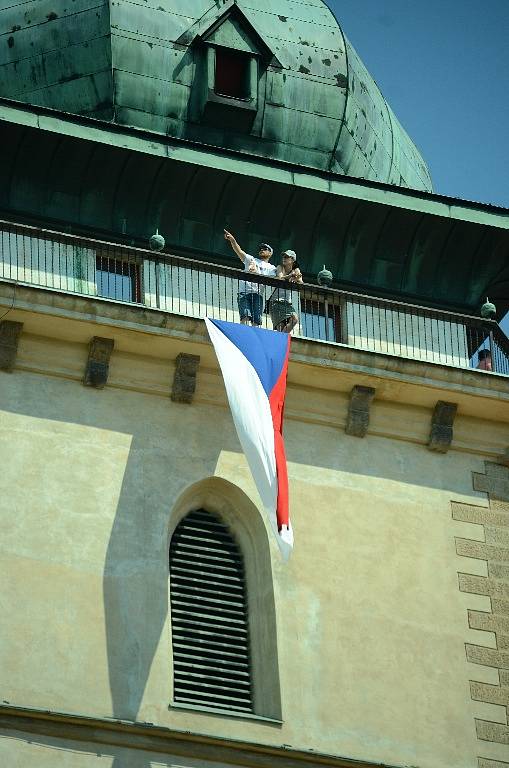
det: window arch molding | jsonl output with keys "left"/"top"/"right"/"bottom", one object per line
{"left": 168, "top": 476, "right": 282, "bottom": 721}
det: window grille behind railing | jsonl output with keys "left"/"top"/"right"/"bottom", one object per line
{"left": 169, "top": 509, "right": 252, "bottom": 713}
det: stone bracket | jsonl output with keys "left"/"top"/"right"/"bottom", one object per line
{"left": 345, "top": 385, "right": 375, "bottom": 438}
{"left": 83, "top": 337, "right": 114, "bottom": 389}
{"left": 171, "top": 353, "right": 200, "bottom": 403}
{"left": 428, "top": 400, "right": 457, "bottom": 453}
{"left": 0, "top": 320, "right": 23, "bottom": 372}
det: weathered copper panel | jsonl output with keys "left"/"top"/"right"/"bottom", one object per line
{"left": 0, "top": 0, "right": 432, "bottom": 191}
{"left": 0, "top": 0, "right": 112, "bottom": 116}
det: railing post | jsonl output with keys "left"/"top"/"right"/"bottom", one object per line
{"left": 488, "top": 327, "right": 496, "bottom": 373}
{"left": 339, "top": 294, "right": 347, "bottom": 344}
{"left": 155, "top": 260, "right": 161, "bottom": 309}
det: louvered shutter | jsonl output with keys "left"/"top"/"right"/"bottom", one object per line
{"left": 169, "top": 509, "right": 253, "bottom": 713}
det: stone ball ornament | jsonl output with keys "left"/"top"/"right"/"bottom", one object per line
{"left": 149, "top": 229, "right": 165, "bottom": 252}
{"left": 317, "top": 265, "right": 333, "bottom": 287}
{"left": 481, "top": 297, "right": 497, "bottom": 319}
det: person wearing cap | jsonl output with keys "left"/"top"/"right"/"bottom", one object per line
{"left": 269, "top": 249, "right": 303, "bottom": 333}
{"left": 224, "top": 230, "right": 277, "bottom": 326}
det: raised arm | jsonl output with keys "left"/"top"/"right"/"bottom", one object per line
{"left": 224, "top": 230, "right": 248, "bottom": 263}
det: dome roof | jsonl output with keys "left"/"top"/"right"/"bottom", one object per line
{"left": 0, "top": 0, "right": 432, "bottom": 191}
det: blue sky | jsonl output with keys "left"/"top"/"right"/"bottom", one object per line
{"left": 326, "top": 0, "right": 509, "bottom": 208}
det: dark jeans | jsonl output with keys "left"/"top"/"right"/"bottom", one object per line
{"left": 238, "top": 292, "right": 264, "bottom": 325}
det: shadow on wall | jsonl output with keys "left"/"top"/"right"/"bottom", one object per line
{"left": 102, "top": 436, "right": 174, "bottom": 768}
{"left": 0, "top": 372, "right": 283, "bottom": 767}
{"left": 103, "top": 438, "right": 170, "bottom": 720}
{"left": 0, "top": 375, "right": 241, "bottom": 768}
{"left": 104, "top": 472, "right": 282, "bottom": 768}
{"left": 99, "top": 428, "right": 258, "bottom": 768}
{"left": 0, "top": 369, "right": 488, "bottom": 768}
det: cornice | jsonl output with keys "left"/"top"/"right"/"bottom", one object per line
{"left": 1, "top": 282, "right": 507, "bottom": 458}
{"left": 0, "top": 703, "right": 404, "bottom": 768}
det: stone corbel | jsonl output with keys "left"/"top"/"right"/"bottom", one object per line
{"left": 83, "top": 336, "right": 114, "bottom": 389}
{"left": 345, "top": 385, "right": 375, "bottom": 437}
{"left": 171, "top": 353, "right": 200, "bottom": 403}
{"left": 0, "top": 320, "right": 23, "bottom": 372}
{"left": 428, "top": 400, "right": 457, "bottom": 453}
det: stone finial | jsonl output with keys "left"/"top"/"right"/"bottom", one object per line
{"left": 480, "top": 297, "right": 496, "bottom": 319}
{"left": 171, "top": 353, "right": 200, "bottom": 404}
{"left": 345, "top": 385, "right": 375, "bottom": 438}
{"left": 83, "top": 336, "right": 114, "bottom": 388}
{"left": 0, "top": 320, "right": 23, "bottom": 372}
{"left": 428, "top": 400, "right": 457, "bottom": 453}
{"left": 149, "top": 229, "right": 165, "bottom": 252}
{"left": 317, "top": 265, "right": 333, "bottom": 287}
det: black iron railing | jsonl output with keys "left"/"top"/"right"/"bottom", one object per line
{"left": 0, "top": 219, "right": 508, "bottom": 375}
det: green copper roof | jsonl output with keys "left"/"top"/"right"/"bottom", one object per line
{"left": 0, "top": 0, "right": 432, "bottom": 191}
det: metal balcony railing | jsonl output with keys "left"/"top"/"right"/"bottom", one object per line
{"left": 0, "top": 219, "right": 508, "bottom": 375}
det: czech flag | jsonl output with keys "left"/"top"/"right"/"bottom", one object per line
{"left": 205, "top": 319, "right": 293, "bottom": 557}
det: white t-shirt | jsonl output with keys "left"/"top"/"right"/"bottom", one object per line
{"left": 239, "top": 254, "right": 277, "bottom": 295}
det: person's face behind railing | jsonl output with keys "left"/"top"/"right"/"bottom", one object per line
{"left": 477, "top": 350, "right": 493, "bottom": 371}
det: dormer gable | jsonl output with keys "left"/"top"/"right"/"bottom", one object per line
{"left": 181, "top": 2, "right": 283, "bottom": 132}
{"left": 177, "top": 1, "right": 282, "bottom": 68}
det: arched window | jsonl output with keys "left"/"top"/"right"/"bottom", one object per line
{"left": 168, "top": 478, "right": 282, "bottom": 721}
{"left": 169, "top": 508, "right": 252, "bottom": 713}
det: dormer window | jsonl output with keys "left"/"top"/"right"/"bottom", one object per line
{"left": 201, "top": 44, "right": 258, "bottom": 130}
{"left": 181, "top": 3, "right": 281, "bottom": 133}
{"left": 214, "top": 47, "right": 251, "bottom": 100}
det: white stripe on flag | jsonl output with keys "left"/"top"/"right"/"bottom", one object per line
{"left": 206, "top": 319, "right": 280, "bottom": 540}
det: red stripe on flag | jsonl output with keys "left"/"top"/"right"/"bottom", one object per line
{"left": 268, "top": 335, "right": 291, "bottom": 531}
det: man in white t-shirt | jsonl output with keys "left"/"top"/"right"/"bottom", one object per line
{"left": 224, "top": 230, "right": 277, "bottom": 326}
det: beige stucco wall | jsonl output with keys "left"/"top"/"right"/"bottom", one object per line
{"left": 1, "top": 294, "right": 508, "bottom": 768}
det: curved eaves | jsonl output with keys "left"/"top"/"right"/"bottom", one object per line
{"left": 0, "top": 125, "right": 506, "bottom": 315}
